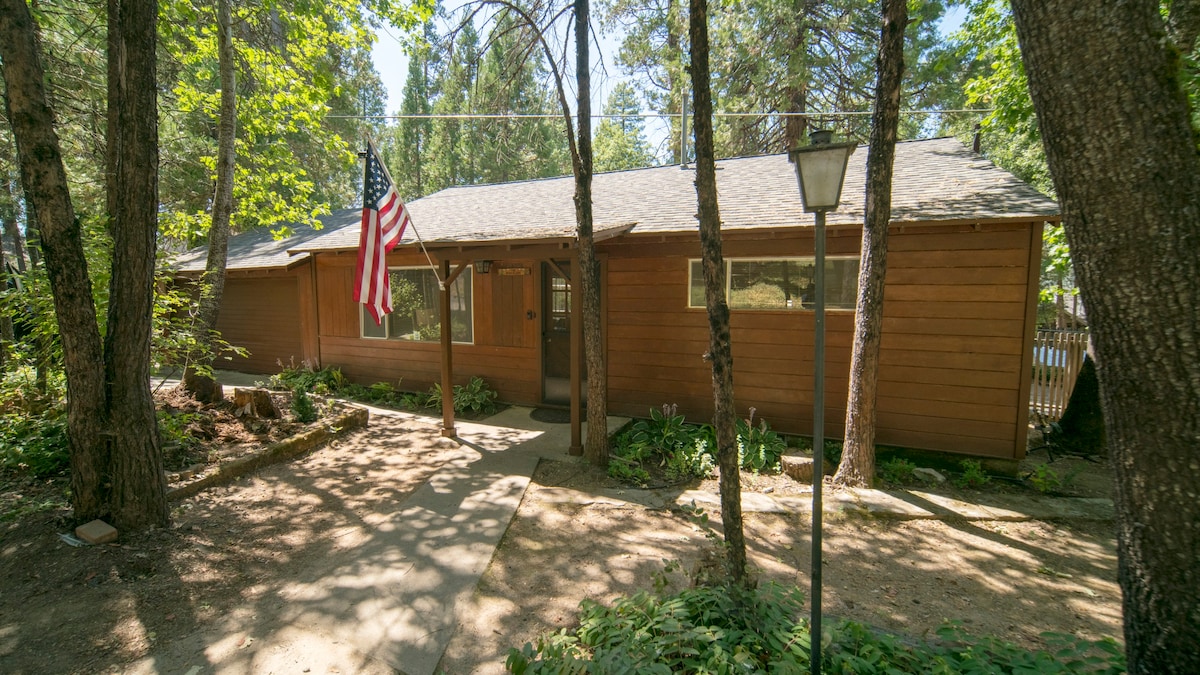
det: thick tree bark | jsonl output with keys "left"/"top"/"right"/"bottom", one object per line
{"left": 690, "top": 0, "right": 747, "bottom": 586}
{"left": 184, "top": 0, "right": 237, "bottom": 404}
{"left": 1009, "top": 2, "right": 1200, "bottom": 671}
{"left": 103, "top": 0, "right": 169, "bottom": 530}
{"left": 574, "top": 0, "right": 609, "bottom": 466}
{"left": 1, "top": 0, "right": 110, "bottom": 519}
{"left": 834, "top": 0, "right": 906, "bottom": 488}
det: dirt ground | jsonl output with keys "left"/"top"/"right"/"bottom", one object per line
{"left": 0, "top": 404, "right": 1121, "bottom": 674}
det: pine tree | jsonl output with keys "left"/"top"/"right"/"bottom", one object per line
{"left": 594, "top": 83, "right": 655, "bottom": 171}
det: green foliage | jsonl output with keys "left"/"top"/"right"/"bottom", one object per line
{"left": 606, "top": 456, "right": 652, "bottom": 486}
{"left": 157, "top": 410, "right": 202, "bottom": 450}
{"left": 1028, "top": 463, "right": 1061, "bottom": 494}
{"left": 0, "top": 369, "right": 69, "bottom": 478}
{"left": 954, "top": 459, "right": 992, "bottom": 489}
{"left": 507, "top": 581, "right": 808, "bottom": 673}
{"left": 267, "top": 360, "right": 347, "bottom": 395}
{"left": 423, "top": 378, "right": 500, "bottom": 416}
{"left": 610, "top": 404, "right": 716, "bottom": 484}
{"left": 291, "top": 387, "right": 319, "bottom": 423}
{"left": 593, "top": 83, "right": 655, "bottom": 172}
{"left": 507, "top": 581, "right": 1125, "bottom": 674}
{"left": 878, "top": 457, "right": 917, "bottom": 484}
{"left": 451, "top": 376, "right": 500, "bottom": 415}
{"left": 152, "top": 276, "right": 249, "bottom": 378}
{"left": 736, "top": 408, "right": 786, "bottom": 473}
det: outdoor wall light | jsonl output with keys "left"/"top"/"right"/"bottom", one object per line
{"left": 788, "top": 129, "right": 855, "bottom": 675}
{"left": 474, "top": 260, "right": 492, "bottom": 274}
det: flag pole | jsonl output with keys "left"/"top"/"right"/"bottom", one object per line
{"left": 366, "top": 136, "right": 444, "bottom": 288}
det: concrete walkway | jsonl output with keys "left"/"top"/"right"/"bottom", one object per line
{"left": 131, "top": 400, "right": 625, "bottom": 675}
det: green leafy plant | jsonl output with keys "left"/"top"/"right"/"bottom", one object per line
{"left": 424, "top": 377, "right": 500, "bottom": 416}
{"left": 955, "top": 459, "right": 992, "bottom": 489}
{"left": 606, "top": 456, "right": 651, "bottom": 486}
{"left": 879, "top": 457, "right": 917, "bottom": 484}
{"left": 1028, "top": 463, "right": 1062, "bottom": 494}
{"left": 736, "top": 408, "right": 786, "bottom": 473}
{"left": 506, "top": 580, "right": 1126, "bottom": 674}
{"left": 453, "top": 376, "right": 499, "bottom": 414}
{"left": 268, "top": 360, "right": 347, "bottom": 395}
{"left": 291, "top": 387, "right": 318, "bottom": 423}
{"left": 0, "top": 368, "right": 70, "bottom": 478}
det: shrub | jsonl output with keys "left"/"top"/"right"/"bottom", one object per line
{"left": 879, "top": 457, "right": 917, "bottom": 484}
{"left": 291, "top": 387, "right": 318, "bottom": 423}
{"left": 955, "top": 459, "right": 992, "bottom": 489}
{"left": 0, "top": 406, "right": 69, "bottom": 478}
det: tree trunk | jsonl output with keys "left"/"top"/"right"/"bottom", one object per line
{"left": 103, "top": 0, "right": 169, "bottom": 530}
{"left": 782, "top": 0, "right": 814, "bottom": 151}
{"left": 689, "top": 0, "right": 748, "bottom": 586}
{"left": 184, "top": 0, "right": 237, "bottom": 404}
{"left": 1, "top": 0, "right": 110, "bottom": 520}
{"left": 1009, "top": 1, "right": 1200, "bottom": 671}
{"left": 574, "top": 0, "right": 609, "bottom": 466}
{"left": 834, "top": 0, "right": 906, "bottom": 488}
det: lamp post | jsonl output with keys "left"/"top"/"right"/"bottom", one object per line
{"left": 788, "top": 129, "right": 855, "bottom": 675}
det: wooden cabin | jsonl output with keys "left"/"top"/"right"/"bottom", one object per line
{"left": 173, "top": 137, "right": 1059, "bottom": 461}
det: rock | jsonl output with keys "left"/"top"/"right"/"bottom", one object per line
{"left": 75, "top": 519, "right": 118, "bottom": 545}
{"left": 781, "top": 454, "right": 815, "bottom": 483}
{"left": 232, "top": 387, "right": 281, "bottom": 419}
{"left": 912, "top": 467, "right": 946, "bottom": 484}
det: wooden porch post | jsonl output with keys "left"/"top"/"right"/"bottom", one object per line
{"left": 569, "top": 257, "right": 583, "bottom": 455}
{"left": 439, "top": 258, "right": 456, "bottom": 437}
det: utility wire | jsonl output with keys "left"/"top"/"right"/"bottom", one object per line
{"left": 327, "top": 108, "right": 993, "bottom": 120}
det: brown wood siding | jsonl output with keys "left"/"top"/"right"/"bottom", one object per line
{"left": 601, "top": 222, "right": 1039, "bottom": 459}
{"left": 215, "top": 272, "right": 305, "bottom": 374}
{"left": 313, "top": 252, "right": 541, "bottom": 404}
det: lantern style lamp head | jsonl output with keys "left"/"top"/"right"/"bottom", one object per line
{"left": 473, "top": 260, "right": 492, "bottom": 274}
{"left": 788, "top": 130, "right": 857, "bottom": 213}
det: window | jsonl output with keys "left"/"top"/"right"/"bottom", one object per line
{"left": 361, "top": 267, "right": 473, "bottom": 342}
{"left": 688, "top": 258, "right": 859, "bottom": 310}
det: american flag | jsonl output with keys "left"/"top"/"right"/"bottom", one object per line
{"left": 354, "top": 140, "right": 411, "bottom": 324}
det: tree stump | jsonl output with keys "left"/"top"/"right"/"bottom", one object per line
{"left": 232, "top": 387, "right": 280, "bottom": 419}
{"left": 781, "top": 454, "right": 815, "bottom": 483}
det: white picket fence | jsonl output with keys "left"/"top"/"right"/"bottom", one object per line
{"left": 1030, "top": 329, "right": 1089, "bottom": 420}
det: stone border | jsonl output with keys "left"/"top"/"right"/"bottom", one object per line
{"left": 167, "top": 406, "right": 370, "bottom": 502}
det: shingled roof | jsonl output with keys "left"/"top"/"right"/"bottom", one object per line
{"left": 171, "top": 210, "right": 361, "bottom": 273}
{"left": 174, "top": 136, "right": 1058, "bottom": 269}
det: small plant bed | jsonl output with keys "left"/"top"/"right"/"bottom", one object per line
{"left": 266, "top": 361, "right": 505, "bottom": 421}
{"left": 507, "top": 579, "right": 1125, "bottom": 674}
{"left": 607, "top": 405, "right": 790, "bottom": 489}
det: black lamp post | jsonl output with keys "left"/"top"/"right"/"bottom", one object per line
{"left": 788, "top": 129, "right": 855, "bottom": 675}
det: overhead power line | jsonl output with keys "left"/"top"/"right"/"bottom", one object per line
{"left": 326, "top": 109, "right": 993, "bottom": 120}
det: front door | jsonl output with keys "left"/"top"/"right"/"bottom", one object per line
{"left": 542, "top": 261, "right": 573, "bottom": 404}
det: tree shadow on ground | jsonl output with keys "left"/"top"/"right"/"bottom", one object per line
{"left": 438, "top": 461, "right": 1121, "bottom": 675}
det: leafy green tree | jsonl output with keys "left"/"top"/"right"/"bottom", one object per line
{"left": 387, "top": 17, "right": 442, "bottom": 200}
{"left": 594, "top": 82, "right": 655, "bottom": 171}
{"left": 427, "top": 21, "right": 483, "bottom": 190}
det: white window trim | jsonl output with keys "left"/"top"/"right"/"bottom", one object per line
{"left": 687, "top": 256, "right": 860, "bottom": 311}
{"left": 359, "top": 266, "right": 476, "bottom": 344}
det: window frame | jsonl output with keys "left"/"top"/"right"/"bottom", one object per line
{"left": 687, "top": 256, "right": 860, "bottom": 312}
{"left": 359, "top": 266, "right": 475, "bottom": 344}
